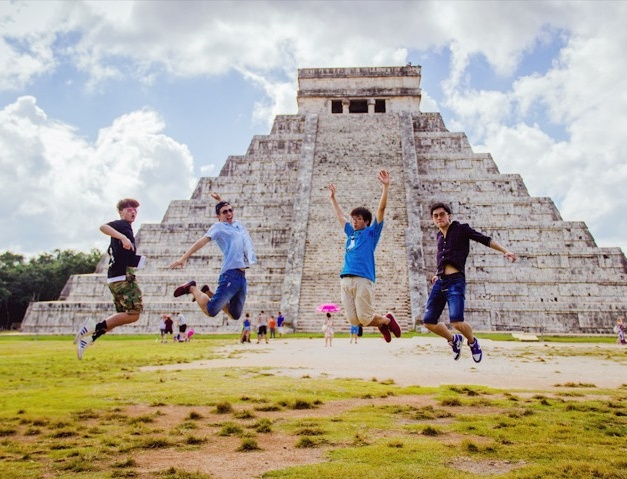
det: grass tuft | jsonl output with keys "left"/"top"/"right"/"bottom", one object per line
{"left": 214, "top": 401, "right": 233, "bottom": 414}
{"left": 237, "top": 438, "right": 261, "bottom": 451}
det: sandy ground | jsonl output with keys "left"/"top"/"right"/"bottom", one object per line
{"left": 142, "top": 335, "right": 627, "bottom": 390}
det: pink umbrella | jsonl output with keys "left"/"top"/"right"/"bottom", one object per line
{"left": 316, "top": 303, "right": 340, "bottom": 313}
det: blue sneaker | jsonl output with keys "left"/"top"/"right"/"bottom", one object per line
{"left": 450, "top": 334, "right": 463, "bottom": 360}
{"left": 469, "top": 338, "right": 483, "bottom": 363}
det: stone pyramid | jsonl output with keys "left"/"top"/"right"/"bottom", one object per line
{"left": 22, "top": 65, "right": 627, "bottom": 335}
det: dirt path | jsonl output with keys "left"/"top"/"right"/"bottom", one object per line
{"left": 142, "top": 336, "right": 627, "bottom": 390}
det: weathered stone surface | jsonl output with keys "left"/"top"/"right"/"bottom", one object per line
{"left": 21, "top": 65, "right": 627, "bottom": 335}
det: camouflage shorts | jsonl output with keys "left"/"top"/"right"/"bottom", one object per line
{"left": 108, "top": 279, "right": 143, "bottom": 314}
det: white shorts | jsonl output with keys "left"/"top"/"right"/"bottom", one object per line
{"left": 340, "top": 276, "right": 375, "bottom": 326}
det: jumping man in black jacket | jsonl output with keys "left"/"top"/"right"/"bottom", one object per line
{"left": 423, "top": 202, "right": 517, "bottom": 363}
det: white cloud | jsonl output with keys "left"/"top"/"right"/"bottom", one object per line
{"left": 0, "top": 97, "right": 196, "bottom": 255}
{"left": 1, "top": 0, "right": 627, "bottom": 256}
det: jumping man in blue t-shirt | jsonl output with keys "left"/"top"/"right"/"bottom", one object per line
{"left": 328, "top": 169, "right": 401, "bottom": 343}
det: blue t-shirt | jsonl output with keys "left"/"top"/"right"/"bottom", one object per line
{"left": 340, "top": 219, "right": 384, "bottom": 282}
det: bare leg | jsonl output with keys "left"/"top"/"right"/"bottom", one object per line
{"left": 451, "top": 322, "right": 476, "bottom": 344}
{"left": 424, "top": 322, "right": 455, "bottom": 342}
{"left": 103, "top": 312, "right": 140, "bottom": 331}
{"left": 366, "top": 313, "right": 390, "bottom": 327}
{"left": 189, "top": 285, "right": 233, "bottom": 319}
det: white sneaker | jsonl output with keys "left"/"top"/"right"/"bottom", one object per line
{"left": 77, "top": 336, "right": 94, "bottom": 360}
{"left": 73, "top": 318, "right": 97, "bottom": 345}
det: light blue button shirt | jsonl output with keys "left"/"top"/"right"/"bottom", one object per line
{"left": 206, "top": 220, "right": 257, "bottom": 274}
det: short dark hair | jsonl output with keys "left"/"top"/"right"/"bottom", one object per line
{"left": 430, "top": 202, "right": 451, "bottom": 216}
{"left": 215, "top": 201, "right": 231, "bottom": 215}
{"left": 117, "top": 198, "right": 140, "bottom": 211}
{"left": 350, "top": 207, "right": 372, "bottom": 226}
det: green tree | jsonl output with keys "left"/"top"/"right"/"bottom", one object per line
{"left": 0, "top": 249, "right": 102, "bottom": 330}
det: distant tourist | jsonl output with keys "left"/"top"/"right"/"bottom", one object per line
{"left": 423, "top": 202, "right": 517, "bottom": 362}
{"left": 176, "top": 312, "right": 188, "bottom": 341}
{"left": 257, "top": 310, "right": 269, "bottom": 344}
{"left": 614, "top": 318, "right": 626, "bottom": 345}
{"left": 74, "top": 198, "right": 146, "bottom": 359}
{"left": 163, "top": 314, "right": 173, "bottom": 342}
{"left": 241, "top": 313, "right": 251, "bottom": 343}
{"left": 324, "top": 312, "right": 334, "bottom": 347}
{"left": 169, "top": 192, "right": 256, "bottom": 321}
{"left": 349, "top": 324, "right": 359, "bottom": 344}
{"left": 268, "top": 315, "right": 277, "bottom": 339}
{"left": 327, "top": 169, "right": 401, "bottom": 343}
{"left": 159, "top": 315, "right": 167, "bottom": 343}
{"left": 276, "top": 311, "right": 285, "bottom": 337}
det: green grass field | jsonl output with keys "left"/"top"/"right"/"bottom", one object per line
{"left": 1, "top": 334, "right": 626, "bottom": 478}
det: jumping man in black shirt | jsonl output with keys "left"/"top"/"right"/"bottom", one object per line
{"left": 73, "top": 198, "right": 146, "bottom": 359}
{"left": 423, "top": 203, "right": 517, "bottom": 362}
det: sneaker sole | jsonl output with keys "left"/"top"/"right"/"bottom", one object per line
{"left": 77, "top": 339, "right": 92, "bottom": 360}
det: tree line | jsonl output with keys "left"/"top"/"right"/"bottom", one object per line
{"left": 0, "top": 249, "right": 103, "bottom": 330}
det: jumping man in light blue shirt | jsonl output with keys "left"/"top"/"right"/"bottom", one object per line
{"left": 170, "top": 192, "right": 256, "bottom": 320}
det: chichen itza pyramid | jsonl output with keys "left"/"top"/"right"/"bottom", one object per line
{"left": 22, "top": 65, "right": 627, "bottom": 335}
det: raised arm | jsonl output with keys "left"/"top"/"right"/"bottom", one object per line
{"left": 375, "top": 169, "right": 390, "bottom": 224}
{"left": 328, "top": 183, "right": 347, "bottom": 227}
{"left": 210, "top": 192, "right": 222, "bottom": 202}
{"left": 169, "top": 236, "right": 211, "bottom": 269}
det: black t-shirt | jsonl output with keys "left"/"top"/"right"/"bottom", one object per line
{"left": 106, "top": 219, "right": 143, "bottom": 279}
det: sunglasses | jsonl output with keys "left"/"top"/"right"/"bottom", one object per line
{"left": 220, "top": 208, "right": 233, "bottom": 214}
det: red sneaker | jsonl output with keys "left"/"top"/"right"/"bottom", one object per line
{"left": 378, "top": 324, "right": 392, "bottom": 343}
{"left": 386, "top": 313, "right": 401, "bottom": 338}
{"left": 173, "top": 280, "right": 196, "bottom": 297}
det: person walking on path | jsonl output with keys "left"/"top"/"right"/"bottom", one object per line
{"left": 169, "top": 193, "right": 256, "bottom": 320}
{"left": 73, "top": 198, "right": 146, "bottom": 359}
{"left": 328, "top": 169, "right": 401, "bottom": 343}
{"left": 423, "top": 202, "right": 517, "bottom": 363}
{"left": 324, "top": 312, "right": 334, "bottom": 347}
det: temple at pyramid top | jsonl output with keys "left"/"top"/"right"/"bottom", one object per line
{"left": 22, "top": 65, "right": 627, "bottom": 337}
{"left": 297, "top": 65, "right": 422, "bottom": 114}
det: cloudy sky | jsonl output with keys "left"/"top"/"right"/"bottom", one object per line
{"left": 1, "top": 0, "right": 626, "bottom": 257}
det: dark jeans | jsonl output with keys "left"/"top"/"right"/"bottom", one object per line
{"left": 423, "top": 273, "right": 466, "bottom": 324}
